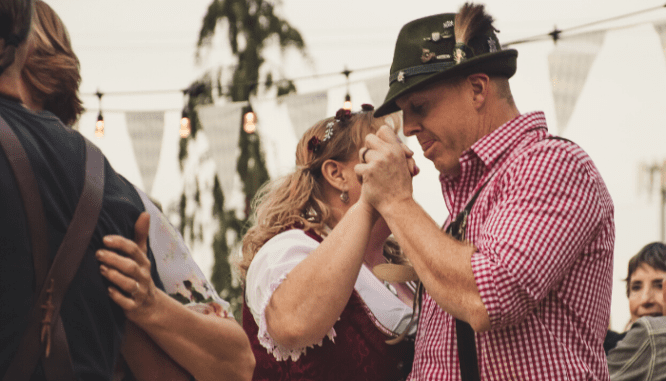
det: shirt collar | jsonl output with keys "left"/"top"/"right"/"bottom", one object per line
{"left": 470, "top": 111, "right": 548, "bottom": 168}
{"left": 439, "top": 111, "right": 548, "bottom": 183}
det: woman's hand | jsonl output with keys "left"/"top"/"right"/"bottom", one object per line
{"left": 97, "top": 212, "right": 157, "bottom": 324}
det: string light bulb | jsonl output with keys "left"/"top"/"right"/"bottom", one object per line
{"left": 343, "top": 93, "right": 352, "bottom": 111}
{"left": 180, "top": 108, "right": 191, "bottom": 138}
{"left": 94, "top": 90, "right": 104, "bottom": 138}
{"left": 243, "top": 105, "right": 257, "bottom": 134}
{"left": 95, "top": 113, "right": 104, "bottom": 138}
{"left": 180, "top": 89, "right": 191, "bottom": 138}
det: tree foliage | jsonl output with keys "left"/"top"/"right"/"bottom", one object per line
{"left": 197, "top": 0, "right": 307, "bottom": 101}
{"left": 177, "top": 0, "right": 308, "bottom": 321}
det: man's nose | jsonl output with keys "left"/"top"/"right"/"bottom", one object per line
{"left": 402, "top": 117, "right": 420, "bottom": 137}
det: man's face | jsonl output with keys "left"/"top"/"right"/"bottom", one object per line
{"left": 396, "top": 78, "right": 481, "bottom": 177}
{"left": 628, "top": 264, "right": 665, "bottom": 322}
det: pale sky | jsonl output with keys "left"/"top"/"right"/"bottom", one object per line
{"left": 46, "top": 0, "right": 666, "bottom": 111}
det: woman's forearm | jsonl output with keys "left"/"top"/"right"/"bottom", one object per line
{"left": 132, "top": 290, "right": 255, "bottom": 381}
{"left": 122, "top": 321, "right": 191, "bottom": 381}
{"left": 265, "top": 202, "right": 377, "bottom": 349}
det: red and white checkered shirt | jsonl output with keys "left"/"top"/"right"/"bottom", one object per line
{"left": 408, "top": 112, "right": 614, "bottom": 380}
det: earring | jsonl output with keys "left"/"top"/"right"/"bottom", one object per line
{"left": 340, "top": 191, "right": 349, "bottom": 204}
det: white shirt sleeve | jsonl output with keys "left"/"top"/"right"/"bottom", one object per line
{"left": 135, "top": 185, "right": 232, "bottom": 319}
{"left": 245, "top": 229, "right": 336, "bottom": 361}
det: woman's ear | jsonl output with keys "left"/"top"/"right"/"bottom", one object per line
{"left": 320, "top": 159, "right": 347, "bottom": 191}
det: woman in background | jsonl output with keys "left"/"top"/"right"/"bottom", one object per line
{"left": 607, "top": 242, "right": 666, "bottom": 380}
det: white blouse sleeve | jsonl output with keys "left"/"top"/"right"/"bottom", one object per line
{"left": 135, "top": 186, "right": 232, "bottom": 319}
{"left": 245, "top": 229, "right": 336, "bottom": 361}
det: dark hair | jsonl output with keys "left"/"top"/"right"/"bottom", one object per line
{"left": 22, "top": 1, "right": 83, "bottom": 126}
{"left": 624, "top": 242, "right": 666, "bottom": 297}
{"left": 0, "top": 0, "right": 33, "bottom": 75}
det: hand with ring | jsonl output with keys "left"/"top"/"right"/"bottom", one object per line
{"left": 359, "top": 133, "right": 419, "bottom": 176}
{"left": 96, "top": 212, "right": 157, "bottom": 323}
{"left": 355, "top": 126, "right": 420, "bottom": 213}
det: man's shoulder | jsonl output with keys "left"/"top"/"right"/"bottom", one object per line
{"left": 506, "top": 133, "right": 600, "bottom": 178}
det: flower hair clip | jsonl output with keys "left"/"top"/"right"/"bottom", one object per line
{"left": 322, "top": 108, "right": 350, "bottom": 144}
{"left": 310, "top": 105, "right": 375, "bottom": 153}
{"left": 335, "top": 108, "right": 352, "bottom": 121}
{"left": 308, "top": 136, "right": 322, "bottom": 153}
{"left": 323, "top": 121, "right": 335, "bottom": 142}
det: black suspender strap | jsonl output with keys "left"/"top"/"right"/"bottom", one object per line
{"left": 1, "top": 116, "right": 105, "bottom": 381}
{"left": 444, "top": 181, "right": 489, "bottom": 381}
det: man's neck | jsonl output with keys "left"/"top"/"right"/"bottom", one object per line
{"left": 485, "top": 101, "right": 520, "bottom": 137}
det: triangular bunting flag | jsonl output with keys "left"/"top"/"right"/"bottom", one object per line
{"left": 547, "top": 30, "right": 605, "bottom": 133}
{"left": 652, "top": 21, "right": 666, "bottom": 61}
{"left": 282, "top": 90, "right": 328, "bottom": 138}
{"left": 197, "top": 102, "right": 244, "bottom": 199}
{"left": 253, "top": 98, "right": 299, "bottom": 178}
{"left": 365, "top": 75, "right": 390, "bottom": 109}
{"left": 125, "top": 111, "right": 165, "bottom": 195}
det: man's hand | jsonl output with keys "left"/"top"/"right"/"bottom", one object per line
{"left": 355, "top": 126, "right": 418, "bottom": 213}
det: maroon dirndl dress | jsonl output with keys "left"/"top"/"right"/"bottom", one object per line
{"left": 243, "top": 290, "right": 414, "bottom": 381}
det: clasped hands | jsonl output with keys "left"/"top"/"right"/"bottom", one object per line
{"left": 355, "top": 125, "right": 419, "bottom": 214}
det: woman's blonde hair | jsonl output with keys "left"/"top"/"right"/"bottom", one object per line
{"left": 239, "top": 108, "right": 401, "bottom": 276}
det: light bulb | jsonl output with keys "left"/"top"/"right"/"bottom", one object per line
{"left": 243, "top": 111, "right": 256, "bottom": 134}
{"left": 343, "top": 94, "right": 352, "bottom": 111}
{"left": 95, "top": 114, "right": 104, "bottom": 138}
{"left": 180, "top": 116, "right": 191, "bottom": 138}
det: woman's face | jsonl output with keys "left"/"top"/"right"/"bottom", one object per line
{"left": 628, "top": 264, "right": 666, "bottom": 322}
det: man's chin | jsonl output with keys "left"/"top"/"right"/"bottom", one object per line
{"left": 435, "top": 163, "right": 462, "bottom": 178}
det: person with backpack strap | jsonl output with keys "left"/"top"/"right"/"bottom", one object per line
{"left": 1, "top": 1, "right": 254, "bottom": 380}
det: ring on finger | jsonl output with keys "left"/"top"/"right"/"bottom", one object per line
{"left": 361, "top": 148, "right": 370, "bottom": 164}
{"left": 131, "top": 281, "right": 140, "bottom": 297}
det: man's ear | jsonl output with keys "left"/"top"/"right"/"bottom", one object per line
{"left": 320, "top": 159, "right": 346, "bottom": 191}
{"left": 467, "top": 73, "right": 490, "bottom": 109}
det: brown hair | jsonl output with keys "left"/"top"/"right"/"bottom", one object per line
{"left": 0, "top": 0, "right": 33, "bottom": 75}
{"left": 22, "top": 1, "right": 83, "bottom": 126}
{"left": 239, "top": 109, "right": 402, "bottom": 277}
{"left": 624, "top": 242, "right": 666, "bottom": 297}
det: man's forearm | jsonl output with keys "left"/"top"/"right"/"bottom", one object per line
{"left": 380, "top": 197, "right": 491, "bottom": 331}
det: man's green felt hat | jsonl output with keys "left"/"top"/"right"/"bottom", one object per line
{"left": 374, "top": 11, "right": 518, "bottom": 117}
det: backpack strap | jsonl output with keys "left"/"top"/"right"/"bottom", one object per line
{"left": 0, "top": 116, "right": 49, "bottom": 296}
{"left": 0, "top": 116, "right": 105, "bottom": 381}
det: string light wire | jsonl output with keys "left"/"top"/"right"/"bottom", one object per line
{"left": 80, "top": 4, "right": 666, "bottom": 99}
